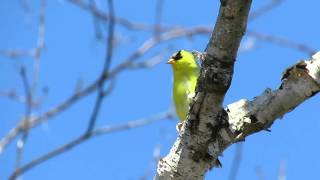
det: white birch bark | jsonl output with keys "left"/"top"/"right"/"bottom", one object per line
{"left": 154, "top": 0, "right": 320, "bottom": 178}
{"left": 155, "top": 52, "right": 320, "bottom": 180}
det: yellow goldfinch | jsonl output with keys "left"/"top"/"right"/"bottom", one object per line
{"left": 167, "top": 50, "right": 199, "bottom": 121}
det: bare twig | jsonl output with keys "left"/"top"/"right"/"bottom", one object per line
{"left": 0, "top": 90, "right": 27, "bottom": 104}
{"left": 0, "top": 27, "right": 211, "bottom": 154}
{"left": 0, "top": 0, "right": 46, "bottom": 61}
{"left": 154, "top": 0, "right": 164, "bottom": 38}
{"left": 249, "top": 0, "right": 284, "bottom": 21}
{"left": 1, "top": 25, "right": 316, "bottom": 154}
{"left": 68, "top": 0, "right": 154, "bottom": 31}
{"left": 30, "top": 0, "right": 46, "bottom": 94}
{"left": 8, "top": 111, "right": 174, "bottom": 180}
{"left": 15, "top": 66, "right": 32, "bottom": 177}
{"left": 13, "top": 3, "right": 46, "bottom": 176}
{"left": 131, "top": 50, "right": 166, "bottom": 69}
{"left": 0, "top": 49, "right": 33, "bottom": 58}
{"left": 247, "top": 30, "right": 317, "bottom": 56}
{"left": 86, "top": 0, "right": 115, "bottom": 133}
{"left": 238, "top": 37, "right": 257, "bottom": 52}
{"left": 228, "top": 143, "right": 243, "bottom": 180}
{"left": 89, "top": 0, "right": 103, "bottom": 40}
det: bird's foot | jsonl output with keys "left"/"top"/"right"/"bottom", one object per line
{"left": 176, "top": 122, "right": 183, "bottom": 132}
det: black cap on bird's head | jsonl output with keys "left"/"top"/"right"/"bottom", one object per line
{"left": 167, "top": 50, "right": 198, "bottom": 69}
{"left": 167, "top": 50, "right": 183, "bottom": 64}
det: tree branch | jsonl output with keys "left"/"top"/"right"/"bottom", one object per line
{"left": 247, "top": 30, "right": 317, "bottom": 56}
{"left": 157, "top": 43, "right": 320, "bottom": 179}
{"left": 249, "top": 0, "right": 283, "bottom": 21}
{"left": 68, "top": 0, "right": 152, "bottom": 31}
{"left": 86, "top": 0, "right": 115, "bottom": 134}
{"left": 15, "top": 66, "right": 33, "bottom": 170}
{"left": 8, "top": 111, "right": 174, "bottom": 180}
{"left": 0, "top": 27, "right": 211, "bottom": 154}
{"left": 227, "top": 52, "right": 320, "bottom": 140}
{"left": 156, "top": 1, "right": 252, "bottom": 179}
{"left": 154, "top": 0, "right": 164, "bottom": 38}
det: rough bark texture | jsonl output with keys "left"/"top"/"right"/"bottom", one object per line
{"left": 155, "top": 0, "right": 320, "bottom": 179}
{"left": 155, "top": 1, "right": 252, "bottom": 180}
{"left": 228, "top": 52, "right": 320, "bottom": 140}
{"left": 155, "top": 51, "right": 320, "bottom": 180}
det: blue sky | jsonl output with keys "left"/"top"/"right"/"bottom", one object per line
{"left": 1, "top": 0, "right": 320, "bottom": 180}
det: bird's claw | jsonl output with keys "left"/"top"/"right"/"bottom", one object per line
{"left": 176, "top": 122, "right": 183, "bottom": 132}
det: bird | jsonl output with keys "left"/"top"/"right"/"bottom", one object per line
{"left": 167, "top": 50, "right": 200, "bottom": 121}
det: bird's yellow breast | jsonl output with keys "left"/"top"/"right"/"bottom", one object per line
{"left": 168, "top": 50, "right": 199, "bottom": 121}
{"left": 172, "top": 67, "right": 199, "bottom": 121}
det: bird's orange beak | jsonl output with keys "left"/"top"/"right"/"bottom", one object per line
{"left": 167, "top": 58, "right": 176, "bottom": 64}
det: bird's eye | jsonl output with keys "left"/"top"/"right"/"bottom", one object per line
{"left": 172, "top": 50, "right": 183, "bottom": 61}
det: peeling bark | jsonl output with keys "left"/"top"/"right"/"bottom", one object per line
{"left": 155, "top": 1, "right": 252, "bottom": 179}
{"left": 155, "top": 52, "right": 320, "bottom": 179}
{"left": 228, "top": 52, "right": 320, "bottom": 140}
{"left": 155, "top": 0, "right": 320, "bottom": 179}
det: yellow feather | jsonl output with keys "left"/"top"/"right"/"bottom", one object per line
{"left": 168, "top": 50, "right": 199, "bottom": 121}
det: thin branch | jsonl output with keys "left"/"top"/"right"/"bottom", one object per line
{"left": 30, "top": 0, "right": 46, "bottom": 94}
{"left": 68, "top": 0, "right": 153, "bottom": 31}
{"left": 0, "top": 27, "right": 210, "bottom": 154}
{"left": 0, "top": 0, "right": 46, "bottom": 61}
{"left": 89, "top": 0, "right": 103, "bottom": 40}
{"left": 86, "top": 0, "right": 115, "bottom": 133}
{"left": 249, "top": 0, "right": 284, "bottom": 21}
{"left": 238, "top": 37, "right": 256, "bottom": 53}
{"left": 154, "top": 0, "right": 164, "bottom": 38}
{"left": 0, "top": 25, "right": 316, "bottom": 153}
{"left": 0, "top": 90, "right": 27, "bottom": 104}
{"left": 0, "top": 49, "right": 33, "bottom": 58}
{"left": 131, "top": 51, "right": 166, "bottom": 69}
{"left": 247, "top": 30, "right": 317, "bottom": 56}
{"left": 94, "top": 112, "right": 174, "bottom": 136}
{"left": 10, "top": 135, "right": 87, "bottom": 180}
{"left": 12, "top": 3, "right": 46, "bottom": 176}
{"left": 9, "top": 111, "right": 174, "bottom": 180}
{"left": 15, "top": 66, "right": 32, "bottom": 173}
